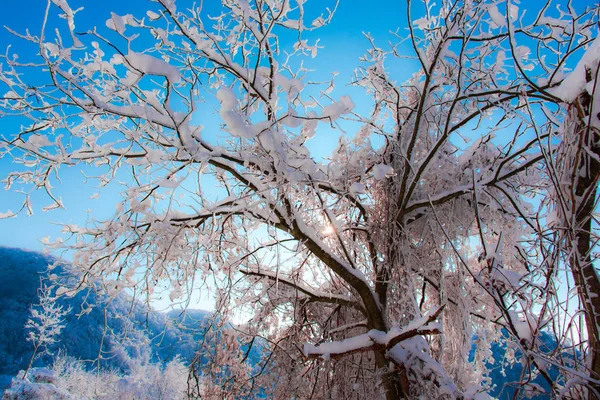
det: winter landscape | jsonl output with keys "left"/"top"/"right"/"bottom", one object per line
{"left": 0, "top": 0, "right": 599, "bottom": 399}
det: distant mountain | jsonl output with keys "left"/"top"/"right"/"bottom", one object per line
{"left": 0, "top": 247, "right": 211, "bottom": 392}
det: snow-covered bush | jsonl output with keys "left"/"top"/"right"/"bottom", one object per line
{"left": 3, "top": 358, "right": 188, "bottom": 400}
{"left": 3, "top": 368, "right": 69, "bottom": 400}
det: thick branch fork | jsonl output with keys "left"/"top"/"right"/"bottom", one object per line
{"left": 303, "top": 305, "right": 445, "bottom": 360}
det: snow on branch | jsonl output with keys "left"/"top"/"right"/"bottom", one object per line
{"left": 550, "top": 36, "right": 600, "bottom": 103}
{"left": 303, "top": 305, "right": 444, "bottom": 360}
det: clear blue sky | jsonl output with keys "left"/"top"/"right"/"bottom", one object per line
{"left": 0, "top": 0, "right": 596, "bottom": 254}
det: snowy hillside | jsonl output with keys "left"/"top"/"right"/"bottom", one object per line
{"left": 0, "top": 247, "right": 211, "bottom": 393}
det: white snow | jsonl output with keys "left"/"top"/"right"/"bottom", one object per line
{"left": 146, "top": 10, "right": 160, "bottom": 20}
{"left": 126, "top": 52, "right": 181, "bottom": 83}
{"left": 215, "top": 87, "right": 255, "bottom": 138}
{"left": 304, "top": 333, "right": 373, "bottom": 358}
{"left": 508, "top": 310, "right": 532, "bottom": 343}
{"left": 349, "top": 182, "right": 365, "bottom": 194}
{"left": 414, "top": 17, "right": 429, "bottom": 30}
{"left": 301, "top": 111, "right": 318, "bottom": 139}
{"left": 550, "top": 36, "right": 600, "bottom": 102}
{"left": 487, "top": 4, "right": 505, "bottom": 28}
{"left": 106, "top": 13, "right": 133, "bottom": 34}
{"left": 216, "top": 87, "right": 237, "bottom": 109}
{"left": 321, "top": 96, "right": 355, "bottom": 121}
{"left": 0, "top": 210, "right": 16, "bottom": 219}
{"left": 373, "top": 164, "right": 394, "bottom": 180}
{"left": 51, "top": 0, "right": 82, "bottom": 46}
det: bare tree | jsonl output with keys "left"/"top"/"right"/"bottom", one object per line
{"left": 1, "top": 0, "right": 599, "bottom": 398}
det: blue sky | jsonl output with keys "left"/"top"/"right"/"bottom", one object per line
{"left": 0, "top": 0, "right": 597, "bottom": 255}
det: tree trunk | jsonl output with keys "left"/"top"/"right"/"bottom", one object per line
{"left": 572, "top": 137, "right": 600, "bottom": 398}
{"left": 22, "top": 342, "right": 39, "bottom": 379}
{"left": 375, "top": 350, "right": 406, "bottom": 399}
{"left": 567, "top": 82, "right": 600, "bottom": 399}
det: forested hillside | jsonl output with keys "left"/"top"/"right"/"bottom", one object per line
{"left": 0, "top": 247, "right": 210, "bottom": 393}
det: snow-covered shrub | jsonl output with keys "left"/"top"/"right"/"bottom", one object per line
{"left": 2, "top": 368, "right": 69, "bottom": 400}
{"left": 3, "top": 358, "right": 188, "bottom": 400}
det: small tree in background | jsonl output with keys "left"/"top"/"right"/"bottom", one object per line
{"left": 22, "top": 283, "right": 70, "bottom": 379}
{"left": 1, "top": 0, "right": 600, "bottom": 398}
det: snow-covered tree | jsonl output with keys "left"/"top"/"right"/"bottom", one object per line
{"left": 1, "top": 0, "right": 599, "bottom": 398}
{"left": 541, "top": 35, "right": 600, "bottom": 399}
{"left": 22, "top": 283, "right": 70, "bottom": 379}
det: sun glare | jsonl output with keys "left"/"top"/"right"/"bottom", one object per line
{"left": 322, "top": 225, "right": 335, "bottom": 236}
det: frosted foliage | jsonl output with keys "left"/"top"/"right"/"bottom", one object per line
{"left": 25, "top": 287, "right": 69, "bottom": 353}
{"left": 21, "top": 284, "right": 71, "bottom": 378}
{"left": 3, "top": 359, "right": 188, "bottom": 400}
{"left": 3, "top": 368, "right": 70, "bottom": 400}
{"left": 0, "top": 0, "right": 599, "bottom": 398}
